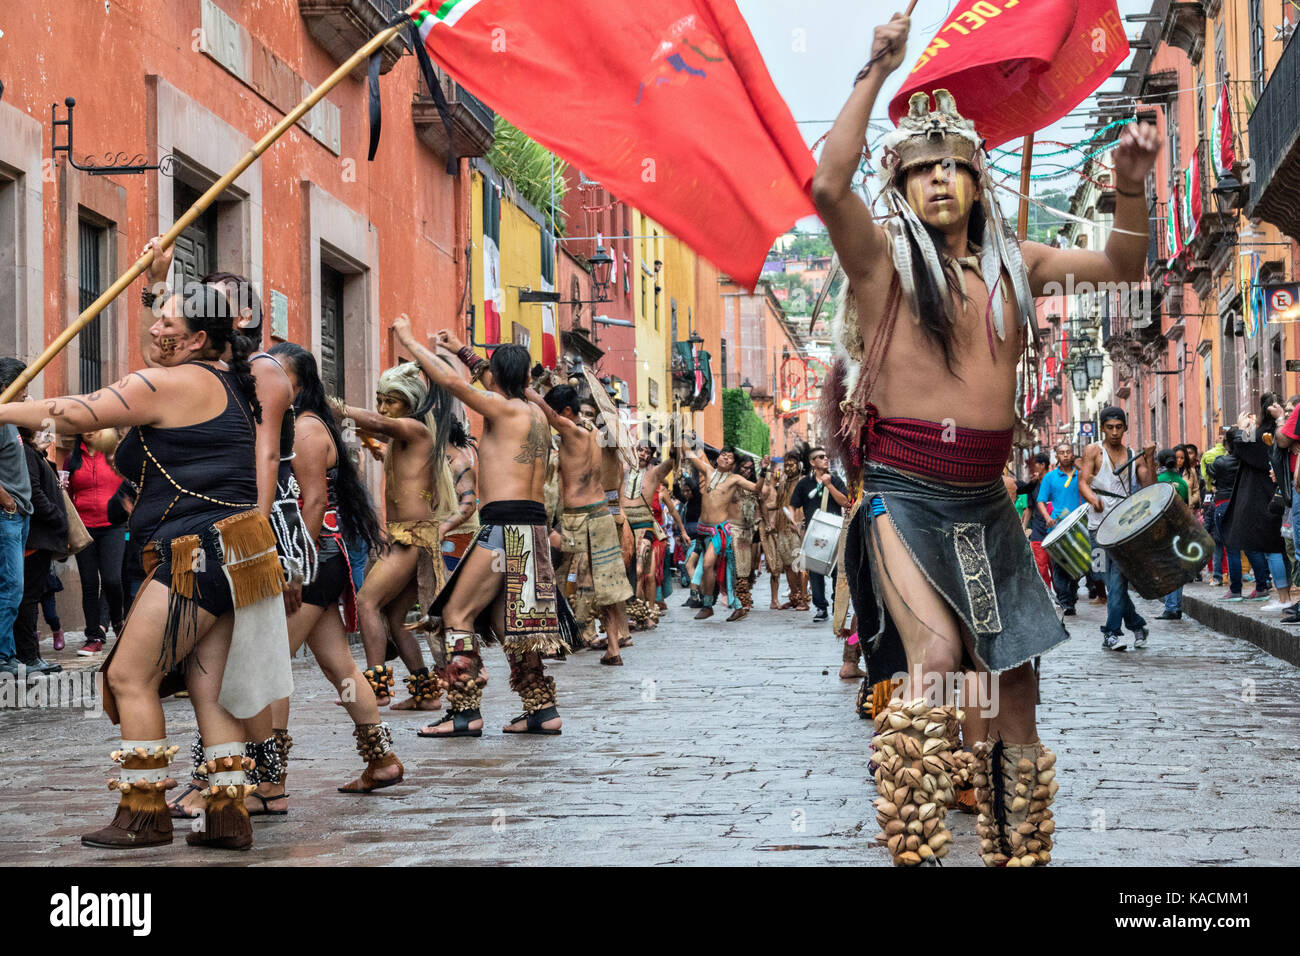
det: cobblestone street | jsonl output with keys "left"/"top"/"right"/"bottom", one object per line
{"left": 2, "top": 584, "right": 1298, "bottom": 866}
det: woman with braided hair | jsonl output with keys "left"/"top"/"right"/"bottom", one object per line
{"left": 332, "top": 361, "right": 458, "bottom": 713}
{"left": 0, "top": 281, "right": 293, "bottom": 852}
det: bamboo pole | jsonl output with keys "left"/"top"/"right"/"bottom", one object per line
{"left": 0, "top": 1, "right": 426, "bottom": 405}
{"left": 1016, "top": 134, "right": 1033, "bottom": 240}
{"left": 1015, "top": 134, "right": 1034, "bottom": 240}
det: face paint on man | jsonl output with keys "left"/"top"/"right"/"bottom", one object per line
{"left": 906, "top": 161, "right": 976, "bottom": 229}
{"left": 157, "top": 335, "right": 181, "bottom": 360}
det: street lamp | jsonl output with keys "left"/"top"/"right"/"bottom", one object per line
{"left": 1070, "top": 359, "right": 1090, "bottom": 394}
{"left": 1085, "top": 349, "right": 1104, "bottom": 385}
{"left": 589, "top": 245, "right": 614, "bottom": 302}
{"left": 741, "top": 377, "right": 754, "bottom": 396}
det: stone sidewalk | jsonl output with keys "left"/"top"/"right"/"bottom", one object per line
{"left": 1, "top": 585, "right": 1297, "bottom": 866}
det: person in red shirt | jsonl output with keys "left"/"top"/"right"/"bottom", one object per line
{"left": 64, "top": 429, "right": 126, "bottom": 655}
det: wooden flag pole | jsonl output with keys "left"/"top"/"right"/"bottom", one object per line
{"left": 1016, "top": 134, "right": 1034, "bottom": 240}
{"left": 0, "top": 1, "right": 427, "bottom": 405}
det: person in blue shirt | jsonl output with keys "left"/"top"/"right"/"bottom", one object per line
{"left": 1037, "top": 441, "right": 1085, "bottom": 615}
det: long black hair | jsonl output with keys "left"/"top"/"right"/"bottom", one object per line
{"left": 1261, "top": 392, "right": 1281, "bottom": 437}
{"left": 269, "top": 342, "right": 384, "bottom": 555}
{"left": 179, "top": 282, "right": 262, "bottom": 424}
{"left": 448, "top": 415, "right": 476, "bottom": 449}
{"left": 903, "top": 186, "right": 987, "bottom": 376}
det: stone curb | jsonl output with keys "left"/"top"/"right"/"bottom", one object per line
{"left": 1182, "top": 589, "right": 1300, "bottom": 668}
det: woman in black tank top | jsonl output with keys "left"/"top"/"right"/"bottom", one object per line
{"left": 0, "top": 278, "right": 290, "bottom": 853}
{"left": 235, "top": 343, "right": 393, "bottom": 808}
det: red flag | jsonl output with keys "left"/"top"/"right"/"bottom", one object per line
{"left": 415, "top": 0, "right": 814, "bottom": 290}
{"left": 889, "top": 0, "right": 1127, "bottom": 150}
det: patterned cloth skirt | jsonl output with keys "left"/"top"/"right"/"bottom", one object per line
{"left": 845, "top": 464, "right": 1068, "bottom": 678}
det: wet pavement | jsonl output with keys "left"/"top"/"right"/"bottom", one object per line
{"left": 1, "top": 582, "right": 1298, "bottom": 866}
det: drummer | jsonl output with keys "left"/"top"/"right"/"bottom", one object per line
{"left": 1037, "top": 442, "right": 1084, "bottom": 616}
{"left": 1079, "top": 406, "right": 1157, "bottom": 651}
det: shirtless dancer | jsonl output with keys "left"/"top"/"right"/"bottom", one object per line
{"left": 814, "top": 11, "right": 1158, "bottom": 865}
{"left": 334, "top": 364, "right": 457, "bottom": 712}
{"left": 398, "top": 321, "right": 573, "bottom": 738}
{"left": 760, "top": 457, "right": 806, "bottom": 610}
{"left": 684, "top": 442, "right": 768, "bottom": 621}
{"left": 731, "top": 456, "right": 763, "bottom": 615}
{"left": 532, "top": 384, "right": 633, "bottom": 665}
{"left": 622, "top": 440, "right": 678, "bottom": 626}
{"left": 441, "top": 416, "right": 480, "bottom": 574}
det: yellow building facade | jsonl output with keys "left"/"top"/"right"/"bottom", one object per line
{"left": 631, "top": 211, "right": 671, "bottom": 441}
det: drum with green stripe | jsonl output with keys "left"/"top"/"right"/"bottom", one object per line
{"left": 1042, "top": 502, "right": 1093, "bottom": 580}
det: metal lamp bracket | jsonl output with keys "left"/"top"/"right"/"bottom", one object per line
{"left": 52, "top": 98, "right": 174, "bottom": 176}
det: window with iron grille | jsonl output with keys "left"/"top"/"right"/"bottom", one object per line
{"left": 78, "top": 220, "right": 105, "bottom": 393}
{"left": 320, "top": 263, "right": 346, "bottom": 399}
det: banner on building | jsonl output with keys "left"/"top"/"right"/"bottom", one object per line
{"left": 1212, "top": 80, "right": 1236, "bottom": 178}
{"left": 1182, "top": 147, "right": 1200, "bottom": 247}
{"left": 889, "top": 0, "right": 1127, "bottom": 150}
{"left": 1166, "top": 183, "right": 1182, "bottom": 267}
{"left": 482, "top": 177, "right": 503, "bottom": 345}
{"left": 540, "top": 229, "right": 558, "bottom": 367}
{"left": 416, "top": 0, "right": 815, "bottom": 290}
{"left": 1240, "top": 251, "right": 1262, "bottom": 336}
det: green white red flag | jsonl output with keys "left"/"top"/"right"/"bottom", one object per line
{"left": 1182, "top": 146, "right": 1200, "bottom": 247}
{"left": 413, "top": 0, "right": 815, "bottom": 290}
{"left": 1212, "top": 81, "right": 1236, "bottom": 178}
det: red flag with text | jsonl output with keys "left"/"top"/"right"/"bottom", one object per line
{"left": 414, "top": 0, "right": 815, "bottom": 290}
{"left": 889, "top": 0, "right": 1127, "bottom": 150}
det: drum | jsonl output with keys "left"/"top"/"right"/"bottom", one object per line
{"left": 800, "top": 508, "right": 843, "bottom": 576}
{"left": 1095, "top": 482, "right": 1214, "bottom": 599}
{"left": 1041, "top": 502, "right": 1093, "bottom": 580}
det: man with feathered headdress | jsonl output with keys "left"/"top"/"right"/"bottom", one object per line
{"left": 812, "top": 11, "right": 1160, "bottom": 867}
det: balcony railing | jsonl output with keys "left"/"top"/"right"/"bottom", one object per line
{"left": 412, "top": 68, "right": 497, "bottom": 160}
{"left": 1248, "top": 29, "right": 1300, "bottom": 237}
{"left": 299, "top": 0, "right": 409, "bottom": 81}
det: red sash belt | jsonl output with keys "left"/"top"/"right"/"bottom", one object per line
{"left": 854, "top": 404, "right": 1012, "bottom": 485}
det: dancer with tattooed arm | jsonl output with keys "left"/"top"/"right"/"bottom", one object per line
{"left": 395, "top": 318, "right": 575, "bottom": 739}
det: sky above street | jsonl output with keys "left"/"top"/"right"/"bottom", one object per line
{"left": 737, "top": 0, "right": 1152, "bottom": 227}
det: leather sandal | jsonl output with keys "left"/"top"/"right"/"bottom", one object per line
{"left": 246, "top": 790, "right": 289, "bottom": 816}
{"left": 337, "top": 753, "right": 404, "bottom": 793}
{"left": 503, "top": 705, "right": 562, "bottom": 735}
{"left": 416, "top": 708, "right": 483, "bottom": 738}
{"left": 167, "top": 781, "right": 204, "bottom": 819}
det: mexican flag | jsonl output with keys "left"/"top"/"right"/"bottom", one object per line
{"left": 414, "top": 0, "right": 815, "bottom": 290}
{"left": 482, "top": 176, "right": 503, "bottom": 344}
{"left": 1211, "top": 81, "right": 1236, "bottom": 178}
{"left": 890, "top": 0, "right": 1127, "bottom": 150}
{"left": 540, "top": 230, "right": 558, "bottom": 367}
{"left": 1182, "top": 146, "right": 1200, "bottom": 246}
{"left": 1166, "top": 182, "right": 1181, "bottom": 267}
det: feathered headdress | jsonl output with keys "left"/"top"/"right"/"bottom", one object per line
{"left": 377, "top": 362, "right": 457, "bottom": 521}
{"left": 876, "top": 89, "right": 1036, "bottom": 344}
